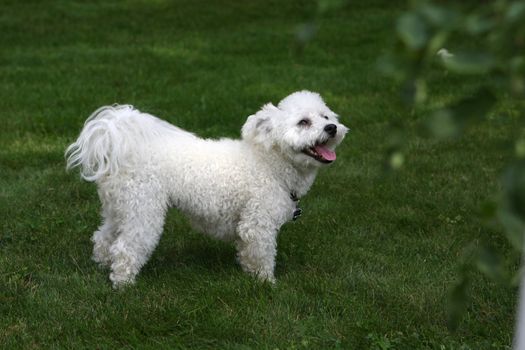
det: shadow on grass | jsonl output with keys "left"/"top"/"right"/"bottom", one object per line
{"left": 143, "top": 237, "right": 239, "bottom": 280}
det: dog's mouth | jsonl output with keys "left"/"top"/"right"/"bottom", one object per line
{"left": 301, "top": 142, "right": 336, "bottom": 164}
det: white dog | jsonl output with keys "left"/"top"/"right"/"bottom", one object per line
{"left": 66, "top": 91, "right": 348, "bottom": 287}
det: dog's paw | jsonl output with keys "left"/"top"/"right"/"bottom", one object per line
{"left": 265, "top": 276, "right": 277, "bottom": 285}
{"left": 255, "top": 271, "right": 276, "bottom": 285}
{"left": 92, "top": 253, "right": 111, "bottom": 269}
{"left": 110, "top": 272, "right": 136, "bottom": 289}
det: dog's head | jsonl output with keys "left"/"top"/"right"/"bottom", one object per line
{"left": 242, "top": 91, "right": 348, "bottom": 168}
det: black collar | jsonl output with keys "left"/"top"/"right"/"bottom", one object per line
{"left": 290, "top": 191, "right": 302, "bottom": 220}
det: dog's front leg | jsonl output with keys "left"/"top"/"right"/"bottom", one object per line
{"left": 235, "top": 231, "right": 277, "bottom": 283}
{"left": 235, "top": 206, "right": 286, "bottom": 283}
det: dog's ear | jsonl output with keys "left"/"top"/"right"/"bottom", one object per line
{"left": 241, "top": 103, "right": 279, "bottom": 148}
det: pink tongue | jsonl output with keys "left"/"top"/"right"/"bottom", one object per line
{"left": 314, "top": 144, "right": 336, "bottom": 161}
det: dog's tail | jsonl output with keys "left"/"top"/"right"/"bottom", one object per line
{"left": 65, "top": 104, "right": 195, "bottom": 182}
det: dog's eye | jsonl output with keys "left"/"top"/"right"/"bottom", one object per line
{"left": 323, "top": 115, "right": 329, "bottom": 120}
{"left": 298, "top": 119, "right": 311, "bottom": 127}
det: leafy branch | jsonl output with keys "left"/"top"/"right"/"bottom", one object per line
{"left": 380, "top": 0, "right": 525, "bottom": 332}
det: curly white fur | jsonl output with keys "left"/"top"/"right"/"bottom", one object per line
{"left": 66, "top": 91, "right": 348, "bottom": 287}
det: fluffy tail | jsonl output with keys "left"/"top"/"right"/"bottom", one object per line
{"left": 65, "top": 104, "right": 194, "bottom": 182}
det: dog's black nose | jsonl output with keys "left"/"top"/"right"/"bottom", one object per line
{"left": 324, "top": 124, "right": 337, "bottom": 137}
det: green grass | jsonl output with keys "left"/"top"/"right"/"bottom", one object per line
{"left": 0, "top": 0, "right": 519, "bottom": 348}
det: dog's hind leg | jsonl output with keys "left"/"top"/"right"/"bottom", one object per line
{"left": 107, "top": 184, "right": 168, "bottom": 288}
{"left": 91, "top": 210, "right": 118, "bottom": 268}
{"left": 91, "top": 190, "right": 120, "bottom": 268}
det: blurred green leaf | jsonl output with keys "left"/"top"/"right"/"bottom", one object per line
{"left": 476, "top": 246, "right": 508, "bottom": 283}
{"left": 502, "top": 160, "right": 525, "bottom": 215}
{"left": 499, "top": 160, "right": 525, "bottom": 251}
{"left": 512, "top": 267, "right": 524, "bottom": 287}
{"left": 427, "top": 31, "right": 449, "bottom": 55}
{"left": 397, "top": 12, "right": 429, "bottom": 50}
{"left": 401, "top": 78, "right": 428, "bottom": 105}
{"left": 465, "top": 14, "right": 495, "bottom": 35}
{"left": 383, "top": 123, "right": 406, "bottom": 172}
{"left": 510, "top": 56, "right": 525, "bottom": 72}
{"left": 443, "top": 52, "right": 494, "bottom": 74}
{"left": 447, "top": 274, "right": 469, "bottom": 331}
{"left": 506, "top": 1, "right": 525, "bottom": 23}
{"left": 510, "top": 57, "right": 525, "bottom": 96}
{"left": 516, "top": 137, "right": 525, "bottom": 158}
{"left": 426, "top": 109, "right": 459, "bottom": 138}
{"left": 389, "top": 151, "right": 405, "bottom": 170}
{"left": 420, "top": 3, "right": 459, "bottom": 28}
{"left": 426, "top": 88, "right": 496, "bottom": 138}
{"left": 296, "top": 23, "right": 317, "bottom": 44}
{"left": 497, "top": 209, "right": 525, "bottom": 251}
{"left": 414, "top": 79, "right": 427, "bottom": 105}
{"left": 511, "top": 77, "right": 525, "bottom": 95}
{"left": 451, "top": 88, "right": 496, "bottom": 122}
{"left": 376, "top": 54, "right": 409, "bottom": 81}
{"left": 318, "top": 0, "right": 346, "bottom": 14}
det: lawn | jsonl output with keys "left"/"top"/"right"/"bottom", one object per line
{"left": 0, "top": 0, "right": 519, "bottom": 348}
